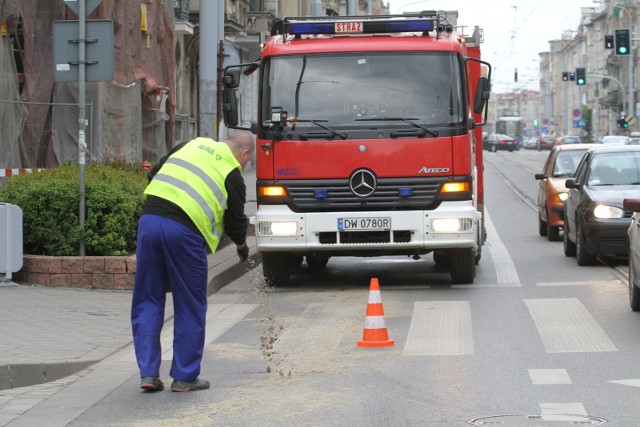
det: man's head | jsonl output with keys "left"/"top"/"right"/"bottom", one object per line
{"left": 225, "top": 131, "right": 255, "bottom": 169}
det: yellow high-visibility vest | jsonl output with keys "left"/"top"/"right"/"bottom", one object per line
{"left": 144, "top": 137, "right": 240, "bottom": 252}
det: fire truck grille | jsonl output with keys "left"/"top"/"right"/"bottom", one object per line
{"left": 282, "top": 177, "right": 448, "bottom": 212}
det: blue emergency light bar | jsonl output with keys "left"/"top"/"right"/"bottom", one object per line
{"left": 284, "top": 18, "right": 435, "bottom": 36}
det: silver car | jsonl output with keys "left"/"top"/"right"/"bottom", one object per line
{"left": 624, "top": 198, "right": 640, "bottom": 311}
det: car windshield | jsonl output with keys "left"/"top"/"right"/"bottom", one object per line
{"left": 262, "top": 52, "right": 465, "bottom": 129}
{"left": 587, "top": 152, "right": 640, "bottom": 186}
{"left": 552, "top": 150, "right": 587, "bottom": 177}
{"left": 563, "top": 136, "right": 580, "bottom": 143}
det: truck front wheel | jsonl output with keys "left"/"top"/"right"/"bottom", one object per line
{"left": 450, "top": 248, "right": 476, "bottom": 284}
{"left": 262, "top": 252, "right": 291, "bottom": 287}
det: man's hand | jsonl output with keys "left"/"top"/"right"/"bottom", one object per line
{"left": 236, "top": 243, "right": 249, "bottom": 262}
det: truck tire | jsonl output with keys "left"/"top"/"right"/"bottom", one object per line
{"left": 262, "top": 252, "right": 291, "bottom": 287}
{"left": 433, "top": 249, "right": 451, "bottom": 267}
{"left": 450, "top": 248, "right": 475, "bottom": 284}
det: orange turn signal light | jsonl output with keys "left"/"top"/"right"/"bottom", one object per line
{"left": 441, "top": 182, "right": 469, "bottom": 193}
{"left": 259, "top": 186, "right": 287, "bottom": 197}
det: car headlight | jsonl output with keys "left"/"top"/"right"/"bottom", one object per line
{"left": 557, "top": 192, "right": 568, "bottom": 202}
{"left": 593, "top": 204, "right": 624, "bottom": 219}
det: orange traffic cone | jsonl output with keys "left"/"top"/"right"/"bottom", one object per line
{"left": 357, "top": 278, "right": 394, "bottom": 347}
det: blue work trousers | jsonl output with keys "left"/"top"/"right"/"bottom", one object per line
{"left": 131, "top": 214, "right": 208, "bottom": 382}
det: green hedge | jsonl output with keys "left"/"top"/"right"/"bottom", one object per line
{"left": 0, "top": 162, "right": 149, "bottom": 256}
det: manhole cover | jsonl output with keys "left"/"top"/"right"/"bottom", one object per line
{"left": 468, "top": 414, "right": 606, "bottom": 426}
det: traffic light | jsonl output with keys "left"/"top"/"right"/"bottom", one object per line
{"left": 615, "top": 29, "right": 630, "bottom": 55}
{"left": 576, "top": 68, "right": 586, "bottom": 85}
{"left": 618, "top": 116, "right": 630, "bottom": 128}
{"left": 562, "top": 72, "right": 569, "bottom": 81}
{"left": 569, "top": 72, "right": 576, "bottom": 81}
{"left": 605, "top": 34, "right": 614, "bottom": 49}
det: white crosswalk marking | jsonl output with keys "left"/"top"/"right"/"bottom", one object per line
{"left": 525, "top": 298, "right": 617, "bottom": 353}
{"left": 529, "top": 369, "right": 572, "bottom": 384}
{"left": 539, "top": 402, "right": 587, "bottom": 420}
{"left": 536, "top": 280, "right": 622, "bottom": 287}
{"left": 403, "top": 301, "right": 474, "bottom": 355}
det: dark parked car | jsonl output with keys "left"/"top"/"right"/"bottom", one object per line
{"left": 535, "top": 144, "right": 591, "bottom": 241}
{"left": 563, "top": 145, "right": 640, "bottom": 265}
{"left": 483, "top": 134, "right": 518, "bottom": 152}
{"left": 537, "top": 135, "right": 557, "bottom": 151}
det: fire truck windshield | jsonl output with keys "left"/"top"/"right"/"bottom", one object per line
{"left": 262, "top": 51, "right": 464, "bottom": 131}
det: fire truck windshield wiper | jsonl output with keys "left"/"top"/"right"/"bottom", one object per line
{"left": 355, "top": 117, "right": 439, "bottom": 137}
{"left": 292, "top": 119, "right": 347, "bottom": 139}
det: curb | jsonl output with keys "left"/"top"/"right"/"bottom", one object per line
{"left": 0, "top": 239, "right": 261, "bottom": 391}
{"left": 0, "top": 361, "right": 97, "bottom": 390}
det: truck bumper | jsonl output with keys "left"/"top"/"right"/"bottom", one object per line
{"left": 252, "top": 201, "right": 481, "bottom": 254}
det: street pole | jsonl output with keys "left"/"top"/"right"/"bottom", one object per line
{"left": 630, "top": 23, "right": 635, "bottom": 129}
{"left": 199, "top": 2, "right": 219, "bottom": 138}
{"left": 78, "top": 0, "right": 86, "bottom": 256}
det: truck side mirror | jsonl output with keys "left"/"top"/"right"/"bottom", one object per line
{"left": 222, "top": 89, "right": 239, "bottom": 127}
{"left": 223, "top": 69, "right": 241, "bottom": 89}
{"left": 474, "top": 76, "right": 490, "bottom": 115}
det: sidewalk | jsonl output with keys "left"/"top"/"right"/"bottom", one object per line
{"left": 0, "top": 166, "right": 258, "bottom": 391}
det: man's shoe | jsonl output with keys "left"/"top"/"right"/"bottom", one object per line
{"left": 171, "top": 378, "right": 210, "bottom": 392}
{"left": 140, "top": 376, "right": 164, "bottom": 391}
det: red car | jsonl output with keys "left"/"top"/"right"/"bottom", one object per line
{"left": 537, "top": 135, "right": 557, "bottom": 151}
{"left": 535, "top": 144, "right": 591, "bottom": 241}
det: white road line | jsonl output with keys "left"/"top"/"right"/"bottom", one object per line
{"left": 529, "top": 368, "right": 572, "bottom": 384}
{"left": 525, "top": 298, "right": 617, "bottom": 353}
{"left": 484, "top": 210, "right": 521, "bottom": 286}
{"left": 403, "top": 301, "right": 474, "bottom": 356}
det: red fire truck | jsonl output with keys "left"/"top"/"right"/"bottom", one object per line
{"left": 222, "top": 11, "right": 491, "bottom": 286}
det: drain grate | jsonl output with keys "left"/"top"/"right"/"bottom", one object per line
{"left": 468, "top": 414, "right": 607, "bottom": 426}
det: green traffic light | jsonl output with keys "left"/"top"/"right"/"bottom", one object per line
{"left": 619, "top": 47, "right": 628, "bottom": 54}
{"left": 578, "top": 79, "right": 585, "bottom": 85}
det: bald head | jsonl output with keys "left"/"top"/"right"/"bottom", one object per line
{"left": 225, "top": 131, "right": 255, "bottom": 168}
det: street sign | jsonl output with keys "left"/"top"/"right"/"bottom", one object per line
{"left": 64, "top": 0, "right": 102, "bottom": 17}
{"left": 53, "top": 20, "right": 114, "bottom": 82}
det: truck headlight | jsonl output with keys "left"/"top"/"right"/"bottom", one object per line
{"left": 256, "top": 221, "right": 300, "bottom": 237}
{"left": 431, "top": 218, "right": 474, "bottom": 233}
